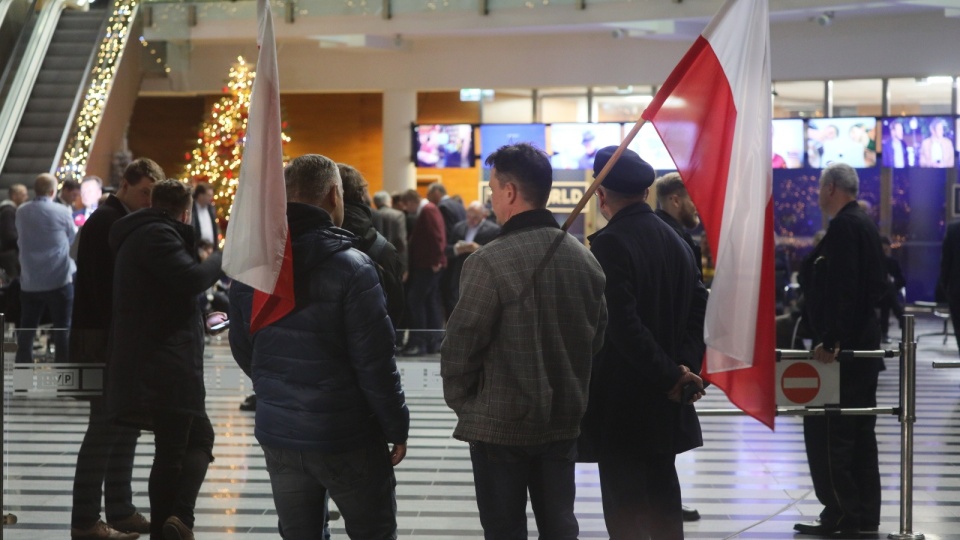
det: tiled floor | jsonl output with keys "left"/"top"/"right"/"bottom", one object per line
{"left": 3, "top": 317, "right": 959, "bottom": 539}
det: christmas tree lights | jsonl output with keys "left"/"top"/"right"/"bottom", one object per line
{"left": 181, "top": 56, "right": 291, "bottom": 228}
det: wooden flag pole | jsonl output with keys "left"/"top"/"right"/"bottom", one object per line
{"left": 561, "top": 116, "right": 649, "bottom": 232}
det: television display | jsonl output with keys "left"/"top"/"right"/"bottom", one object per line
{"left": 479, "top": 124, "right": 547, "bottom": 167}
{"left": 549, "top": 123, "right": 622, "bottom": 170}
{"left": 414, "top": 124, "right": 475, "bottom": 168}
{"left": 772, "top": 119, "right": 805, "bottom": 169}
{"left": 806, "top": 117, "right": 877, "bottom": 168}
{"left": 627, "top": 123, "right": 676, "bottom": 171}
{"left": 880, "top": 116, "right": 956, "bottom": 169}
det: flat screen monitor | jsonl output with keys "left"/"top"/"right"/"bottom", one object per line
{"left": 479, "top": 124, "right": 547, "bottom": 167}
{"left": 806, "top": 117, "right": 877, "bottom": 168}
{"left": 549, "top": 123, "right": 622, "bottom": 170}
{"left": 627, "top": 123, "right": 676, "bottom": 171}
{"left": 880, "top": 116, "right": 956, "bottom": 169}
{"left": 414, "top": 124, "right": 475, "bottom": 168}
{"left": 772, "top": 119, "right": 805, "bottom": 169}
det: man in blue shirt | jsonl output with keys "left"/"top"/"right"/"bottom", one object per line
{"left": 15, "top": 173, "right": 76, "bottom": 364}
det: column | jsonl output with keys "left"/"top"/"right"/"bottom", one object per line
{"left": 382, "top": 89, "right": 417, "bottom": 193}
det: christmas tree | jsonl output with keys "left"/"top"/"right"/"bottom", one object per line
{"left": 182, "top": 56, "right": 290, "bottom": 229}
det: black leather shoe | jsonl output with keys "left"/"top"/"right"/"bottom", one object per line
{"left": 681, "top": 505, "right": 700, "bottom": 522}
{"left": 239, "top": 394, "right": 257, "bottom": 412}
{"left": 794, "top": 519, "right": 859, "bottom": 536}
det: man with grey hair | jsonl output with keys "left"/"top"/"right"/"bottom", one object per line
{"left": 0, "top": 183, "right": 28, "bottom": 278}
{"left": 15, "top": 174, "right": 76, "bottom": 364}
{"left": 229, "top": 154, "right": 409, "bottom": 539}
{"left": 372, "top": 189, "right": 407, "bottom": 270}
{"left": 794, "top": 163, "right": 886, "bottom": 536}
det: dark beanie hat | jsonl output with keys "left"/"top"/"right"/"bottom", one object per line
{"left": 593, "top": 146, "right": 656, "bottom": 194}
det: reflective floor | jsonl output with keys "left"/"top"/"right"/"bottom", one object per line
{"left": 3, "top": 319, "right": 959, "bottom": 539}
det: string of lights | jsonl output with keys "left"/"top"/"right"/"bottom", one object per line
{"left": 181, "top": 56, "right": 291, "bottom": 227}
{"left": 57, "top": 0, "right": 139, "bottom": 180}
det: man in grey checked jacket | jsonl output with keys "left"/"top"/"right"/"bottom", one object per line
{"left": 441, "top": 143, "right": 608, "bottom": 540}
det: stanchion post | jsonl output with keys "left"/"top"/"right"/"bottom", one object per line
{"left": 2, "top": 312, "right": 16, "bottom": 526}
{"left": 889, "top": 315, "right": 923, "bottom": 540}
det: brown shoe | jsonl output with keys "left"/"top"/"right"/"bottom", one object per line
{"left": 71, "top": 520, "right": 140, "bottom": 539}
{"left": 109, "top": 512, "right": 151, "bottom": 534}
{"left": 162, "top": 516, "right": 195, "bottom": 540}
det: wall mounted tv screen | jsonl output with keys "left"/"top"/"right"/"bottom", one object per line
{"left": 880, "top": 116, "right": 956, "bottom": 169}
{"left": 806, "top": 117, "right": 877, "bottom": 168}
{"left": 772, "top": 118, "right": 805, "bottom": 169}
{"left": 479, "top": 124, "right": 547, "bottom": 167}
{"left": 414, "top": 124, "right": 475, "bottom": 168}
{"left": 627, "top": 123, "right": 676, "bottom": 171}
{"left": 549, "top": 123, "right": 622, "bottom": 170}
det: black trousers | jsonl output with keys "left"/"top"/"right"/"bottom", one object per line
{"left": 949, "top": 300, "right": 960, "bottom": 357}
{"left": 149, "top": 411, "right": 215, "bottom": 537}
{"left": 71, "top": 397, "right": 141, "bottom": 528}
{"left": 802, "top": 369, "right": 881, "bottom": 531}
{"left": 469, "top": 439, "right": 579, "bottom": 540}
{"left": 597, "top": 450, "right": 683, "bottom": 540}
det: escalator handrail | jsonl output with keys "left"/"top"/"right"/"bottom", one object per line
{"left": 0, "top": 0, "right": 67, "bottom": 176}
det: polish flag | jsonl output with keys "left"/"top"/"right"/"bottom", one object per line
{"left": 641, "top": 0, "right": 776, "bottom": 428}
{"left": 222, "top": 0, "right": 295, "bottom": 333}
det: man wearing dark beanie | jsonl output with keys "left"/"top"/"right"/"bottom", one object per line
{"left": 579, "top": 146, "right": 708, "bottom": 539}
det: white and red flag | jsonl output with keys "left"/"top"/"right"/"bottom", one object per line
{"left": 222, "top": 0, "right": 294, "bottom": 333}
{"left": 642, "top": 0, "right": 776, "bottom": 428}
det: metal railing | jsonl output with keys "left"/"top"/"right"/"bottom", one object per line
{"left": 698, "top": 315, "right": 924, "bottom": 540}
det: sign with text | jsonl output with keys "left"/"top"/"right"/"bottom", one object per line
{"left": 13, "top": 363, "right": 104, "bottom": 396}
{"left": 775, "top": 359, "right": 839, "bottom": 407}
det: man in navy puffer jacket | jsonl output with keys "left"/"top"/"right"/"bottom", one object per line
{"left": 229, "top": 154, "right": 409, "bottom": 540}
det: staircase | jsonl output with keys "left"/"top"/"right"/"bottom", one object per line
{"left": 1, "top": 4, "right": 108, "bottom": 186}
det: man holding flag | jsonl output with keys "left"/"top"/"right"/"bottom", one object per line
{"left": 580, "top": 146, "right": 707, "bottom": 539}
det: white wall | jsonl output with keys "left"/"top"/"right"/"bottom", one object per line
{"left": 140, "top": 10, "right": 960, "bottom": 95}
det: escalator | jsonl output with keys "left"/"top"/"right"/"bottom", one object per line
{"left": 0, "top": 2, "right": 109, "bottom": 186}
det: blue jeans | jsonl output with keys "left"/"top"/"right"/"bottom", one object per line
{"left": 16, "top": 283, "right": 72, "bottom": 363}
{"left": 71, "top": 397, "right": 141, "bottom": 528}
{"left": 262, "top": 439, "right": 397, "bottom": 540}
{"left": 469, "top": 439, "right": 579, "bottom": 540}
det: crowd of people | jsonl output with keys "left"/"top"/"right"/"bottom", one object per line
{"left": 0, "top": 143, "right": 924, "bottom": 539}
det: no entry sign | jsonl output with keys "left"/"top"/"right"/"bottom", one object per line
{"left": 775, "top": 359, "right": 840, "bottom": 407}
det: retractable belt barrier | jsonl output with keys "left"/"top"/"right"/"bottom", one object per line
{"left": 697, "top": 315, "right": 925, "bottom": 540}
{"left": 932, "top": 360, "right": 960, "bottom": 369}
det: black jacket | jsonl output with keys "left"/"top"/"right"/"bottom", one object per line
{"left": 940, "top": 221, "right": 960, "bottom": 304}
{"left": 655, "top": 208, "right": 702, "bottom": 275}
{"left": 799, "top": 201, "right": 886, "bottom": 387}
{"left": 581, "top": 202, "right": 707, "bottom": 456}
{"left": 438, "top": 197, "right": 466, "bottom": 240}
{"left": 443, "top": 218, "right": 500, "bottom": 304}
{"left": 107, "top": 208, "right": 222, "bottom": 427}
{"left": 228, "top": 203, "right": 409, "bottom": 453}
{"left": 341, "top": 201, "right": 405, "bottom": 327}
{"left": 191, "top": 202, "right": 220, "bottom": 250}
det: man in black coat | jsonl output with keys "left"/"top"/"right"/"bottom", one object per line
{"left": 191, "top": 182, "right": 221, "bottom": 250}
{"left": 338, "top": 163, "right": 405, "bottom": 327}
{"left": 442, "top": 201, "right": 500, "bottom": 316}
{"left": 795, "top": 163, "right": 886, "bottom": 536}
{"left": 229, "top": 154, "right": 408, "bottom": 539}
{"left": 941, "top": 221, "right": 960, "bottom": 356}
{"left": 108, "top": 180, "right": 224, "bottom": 540}
{"left": 655, "top": 172, "right": 702, "bottom": 274}
{"left": 69, "top": 159, "right": 161, "bottom": 540}
{"left": 580, "top": 147, "right": 707, "bottom": 540}
{"left": 427, "top": 182, "right": 466, "bottom": 240}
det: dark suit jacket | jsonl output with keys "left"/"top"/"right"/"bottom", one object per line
{"left": 443, "top": 219, "right": 500, "bottom": 305}
{"left": 582, "top": 202, "right": 707, "bottom": 456}
{"left": 0, "top": 201, "right": 19, "bottom": 278}
{"left": 70, "top": 195, "right": 128, "bottom": 363}
{"left": 655, "top": 208, "right": 702, "bottom": 275}
{"left": 438, "top": 197, "right": 466, "bottom": 240}
{"left": 940, "top": 221, "right": 960, "bottom": 304}
{"left": 375, "top": 206, "right": 407, "bottom": 268}
{"left": 799, "top": 201, "right": 886, "bottom": 396}
{"left": 192, "top": 202, "right": 220, "bottom": 250}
